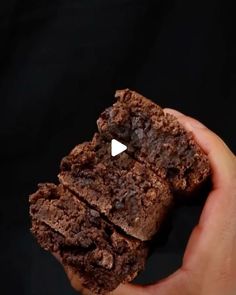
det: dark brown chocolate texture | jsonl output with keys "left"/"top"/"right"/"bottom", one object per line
{"left": 59, "top": 133, "right": 172, "bottom": 241}
{"left": 30, "top": 184, "right": 148, "bottom": 295}
{"left": 97, "top": 89, "right": 210, "bottom": 193}
{"left": 29, "top": 89, "right": 210, "bottom": 295}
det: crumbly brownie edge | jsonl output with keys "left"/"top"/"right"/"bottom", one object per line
{"left": 29, "top": 183, "right": 148, "bottom": 294}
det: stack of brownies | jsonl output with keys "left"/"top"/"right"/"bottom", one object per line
{"left": 29, "top": 89, "right": 210, "bottom": 294}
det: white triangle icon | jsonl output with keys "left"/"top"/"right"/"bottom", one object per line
{"left": 111, "top": 139, "right": 127, "bottom": 157}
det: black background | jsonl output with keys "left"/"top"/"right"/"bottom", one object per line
{"left": 0, "top": 1, "right": 235, "bottom": 295}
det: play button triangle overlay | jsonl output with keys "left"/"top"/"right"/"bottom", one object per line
{"left": 111, "top": 139, "right": 127, "bottom": 157}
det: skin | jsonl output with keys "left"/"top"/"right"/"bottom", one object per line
{"left": 57, "top": 109, "right": 236, "bottom": 295}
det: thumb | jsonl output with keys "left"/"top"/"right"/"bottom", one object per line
{"left": 110, "top": 283, "right": 148, "bottom": 295}
{"left": 112, "top": 269, "right": 186, "bottom": 295}
{"left": 145, "top": 269, "right": 186, "bottom": 295}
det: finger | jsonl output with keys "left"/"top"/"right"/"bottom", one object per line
{"left": 52, "top": 254, "right": 92, "bottom": 295}
{"left": 164, "top": 108, "right": 236, "bottom": 190}
{"left": 64, "top": 265, "right": 93, "bottom": 295}
{"left": 52, "top": 252, "right": 62, "bottom": 263}
{"left": 164, "top": 108, "right": 236, "bottom": 227}
{"left": 164, "top": 110, "right": 236, "bottom": 282}
{"left": 183, "top": 201, "right": 236, "bottom": 292}
{"left": 110, "top": 283, "right": 149, "bottom": 295}
{"left": 144, "top": 269, "right": 186, "bottom": 295}
{"left": 165, "top": 108, "right": 236, "bottom": 232}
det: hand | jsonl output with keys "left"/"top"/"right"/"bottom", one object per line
{"left": 60, "top": 109, "right": 236, "bottom": 295}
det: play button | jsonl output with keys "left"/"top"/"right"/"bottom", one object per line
{"left": 111, "top": 139, "right": 127, "bottom": 157}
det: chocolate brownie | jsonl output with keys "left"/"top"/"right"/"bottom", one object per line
{"left": 29, "top": 89, "right": 211, "bottom": 294}
{"left": 97, "top": 89, "right": 210, "bottom": 193}
{"left": 59, "top": 133, "right": 172, "bottom": 241}
{"left": 29, "top": 183, "right": 148, "bottom": 295}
